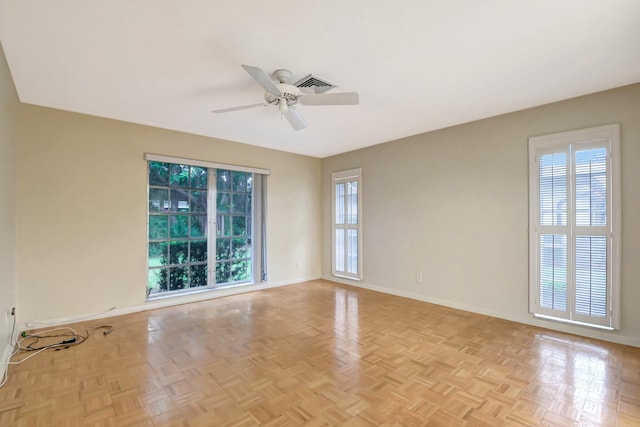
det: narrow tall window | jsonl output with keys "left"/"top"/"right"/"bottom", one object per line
{"left": 147, "top": 155, "right": 268, "bottom": 298}
{"left": 529, "top": 124, "right": 620, "bottom": 329}
{"left": 332, "top": 168, "right": 362, "bottom": 280}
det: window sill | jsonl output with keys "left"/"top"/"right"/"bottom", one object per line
{"left": 146, "top": 281, "right": 254, "bottom": 302}
{"left": 332, "top": 274, "right": 361, "bottom": 282}
{"left": 534, "top": 314, "right": 614, "bottom": 331}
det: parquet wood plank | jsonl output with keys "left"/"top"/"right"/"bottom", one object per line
{"left": 1, "top": 280, "right": 639, "bottom": 426}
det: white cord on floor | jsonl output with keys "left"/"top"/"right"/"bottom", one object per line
{"left": 0, "top": 326, "right": 84, "bottom": 388}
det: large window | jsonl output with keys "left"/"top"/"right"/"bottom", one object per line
{"left": 528, "top": 124, "right": 620, "bottom": 329}
{"left": 332, "top": 168, "right": 362, "bottom": 280}
{"left": 147, "top": 154, "right": 268, "bottom": 298}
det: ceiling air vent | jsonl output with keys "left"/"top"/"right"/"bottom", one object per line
{"left": 293, "top": 74, "right": 336, "bottom": 94}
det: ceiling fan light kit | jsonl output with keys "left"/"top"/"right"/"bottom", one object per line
{"left": 277, "top": 98, "right": 288, "bottom": 113}
{"left": 212, "top": 64, "right": 359, "bottom": 131}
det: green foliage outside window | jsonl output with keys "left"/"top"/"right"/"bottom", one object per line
{"left": 148, "top": 161, "right": 210, "bottom": 294}
{"left": 148, "top": 163, "right": 253, "bottom": 296}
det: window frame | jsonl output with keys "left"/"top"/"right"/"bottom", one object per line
{"left": 145, "top": 154, "right": 269, "bottom": 299}
{"left": 147, "top": 163, "right": 210, "bottom": 294}
{"left": 528, "top": 124, "right": 621, "bottom": 329}
{"left": 332, "top": 168, "right": 363, "bottom": 281}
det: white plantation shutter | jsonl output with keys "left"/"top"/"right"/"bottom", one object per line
{"left": 332, "top": 169, "right": 362, "bottom": 280}
{"left": 538, "top": 234, "right": 567, "bottom": 313}
{"left": 538, "top": 152, "right": 567, "bottom": 227}
{"left": 572, "top": 146, "right": 609, "bottom": 323}
{"left": 529, "top": 125, "right": 620, "bottom": 329}
{"left": 537, "top": 150, "right": 569, "bottom": 318}
{"left": 575, "top": 236, "right": 607, "bottom": 318}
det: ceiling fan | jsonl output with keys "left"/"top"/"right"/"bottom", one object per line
{"left": 212, "top": 65, "right": 359, "bottom": 131}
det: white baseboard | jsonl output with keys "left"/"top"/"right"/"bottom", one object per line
{"left": 323, "top": 275, "right": 640, "bottom": 348}
{"left": 24, "top": 276, "right": 320, "bottom": 331}
{"left": 22, "top": 274, "right": 639, "bottom": 349}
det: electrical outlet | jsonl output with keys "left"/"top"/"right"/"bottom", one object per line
{"left": 416, "top": 273, "right": 423, "bottom": 283}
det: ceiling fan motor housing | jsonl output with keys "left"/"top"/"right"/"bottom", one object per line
{"left": 264, "top": 83, "right": 301, "bottom": 106}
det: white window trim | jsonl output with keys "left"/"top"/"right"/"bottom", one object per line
{"left": 145, "top": 153, "right": 271, "bottom": 175}
{"left": 528, "top": 123, "right": 621, "bottom": 329}
{"left": 146, "top": 154, "right": 268, "bottom": 299}
{"left": 332, "top": 168, "right": 363, "bottom": 281}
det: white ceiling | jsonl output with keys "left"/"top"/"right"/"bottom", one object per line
{"left": 1, "top": 1, "right": 639, "bottom": 158}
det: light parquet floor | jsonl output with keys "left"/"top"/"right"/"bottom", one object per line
{"left": 1, "top": 280, "right": 640, "bottom": 426}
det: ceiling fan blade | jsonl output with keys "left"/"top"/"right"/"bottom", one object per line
{"left": 299, "top": 92, "right": 359, "bottom": 106}
{"left": 241, "top": 64, "right": 282, "bottom": 97}
{"left": 284, "top": 107, "right": 308, "bottom": 131}
{"left": 212, "top": 103, "right": 266, "bottom": 113}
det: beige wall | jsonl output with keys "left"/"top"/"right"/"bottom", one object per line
{"left": 322, "top": 84, "right": 640, "bottom": 346}
{"left": 16, "top": 106, "right": 322, "bottom": 323}
{"left": 8, "top": 63, "right": 640, "bottom": 346}
{"left": 0, "top": 42, "right": 18, "bottom": 355}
